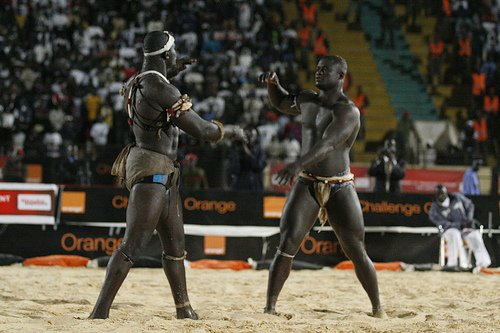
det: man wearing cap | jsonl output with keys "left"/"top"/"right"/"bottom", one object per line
{"left": 89, "top": 30, "right": 247, "bottom": 320}
{"left": 430, "top": 184, "right": 491, "bottom": 272}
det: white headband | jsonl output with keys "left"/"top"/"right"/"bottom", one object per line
{"left": 143, "top": 31, "right": 175, "bottom": 56}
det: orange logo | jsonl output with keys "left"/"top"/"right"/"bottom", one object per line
{"left": 263, "top": 196, "right": 286, "bottom": 218}
{"left": 61, "top": 192, "right": 86, "bottom": 214}
{"left": 61, "top": 233, "right": 122, "bottom": 255}
{"left": 112, "top": 195, "right": 128, "bottom": 209}
{"left": 184, "top": 197, "right": 236, "bottom": 214}
{"left": 204, "top": 236, "right": 226, "bottom": 255}
{"left": 300, "top": 236, "right": 344, "bottom": 255}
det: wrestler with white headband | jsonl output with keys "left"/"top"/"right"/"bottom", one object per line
{"left": 89, "top": 30, "right": 247, "bottom": 321}
{"left": 143, "top": 31, "right": 175, "bottom": 57}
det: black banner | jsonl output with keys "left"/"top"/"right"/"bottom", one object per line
{"left": 60, "top": 188, "right": 500, "bottom": 229}
{"left": 358, "top": 192, "right": 500, "bottom": 228}
{"left": 2, "top": 187, "right": 499, "bottom": 267}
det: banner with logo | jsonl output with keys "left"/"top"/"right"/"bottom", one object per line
{"left": 3, "top": 186, "right": 493, "bottom": 266}
{"left": 0, "top": 224, "right": 128, "bottom": 259}
{"left": 61, "top": 187, "right": 129, "bottom": 223}
{"left": 60, "top": 188, "right": 279, "bottom": 227}
{"left": 267, "top": 162, "right": 465, "bottom": 194}
{"left": 0, "top": 183, "right": 60, "bottom": 225}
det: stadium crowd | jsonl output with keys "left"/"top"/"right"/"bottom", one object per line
{"left": 0, "top": 0, "right": 303, "bottom": 187}
{"left": 1, "top": 0, "right": 499, "bottom": 188}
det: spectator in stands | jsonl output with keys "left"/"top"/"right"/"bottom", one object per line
{"left": 471, "top": 64, "right": 486, "bottom": 112}
{"left": 456, "top": 28, "right": 472, "bottom": 83}
{"left": 298, "top": 21, "right": 313, "bottom": 81}
{"left": 2, "top": 149, "right": 27, "bottom": 182}
{"left": 472, "top": 110, "right": 488, "bottom": 161}
{"left": 301, "top": 0, "right": 318, "bottom": 27}
{"left": 313, "top": 28, "right": 329, "bottom": 64}
{"left": 428, "top": 31, "right": 444, "bottom": 86}
{"left": 376, "top": 0, "right": 396, "bottom": 48}
{"left": 353, "top": 85, "right": 369, "bottom": 140}
{"left": 429, "top": 184, "right": 491, "bottom": 272}
{"left": 368, "top": 138, "right": 406, "bottom": 193}
{"left": 481, "top": 54, "right": 497, "bottom": 90}
{"left": 89, "top": 31, "right": 247, "bottom": 321}
{"left": 462, "top": 158, "right": 482, "bottom": 195}
{"left": 229, "top": 127, "right": 267, "bottom": 190}
{"left": 1, "top": 1, "right": 302, "bottom": 186}
{"left": 90, "top": 113, "right": 110, "bottom": 160}
{"left": 181, "top": 153, "right": 209, "bottom": 190}
{"left": 423, "top": 140, "right": 437, "bottom": 168}
{"left": 281, "top": 129, "right": 301, "bottom": 163}
{"left": 483, "top": 86, "right": 499, "bottom": 154}
{"left": 395, "top": 110, "right": 419, "bottom": 163}
{"left": 461, "top": 119, "right": 478, "bottom": 165}
{"left": 42, "top": 125, "right": 63, "bottom": 183}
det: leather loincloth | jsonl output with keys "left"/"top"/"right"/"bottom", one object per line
{"left": 111, "top": 144, "right": 177, "bottom": 191}
{"left": 298, "top": 169, "right": 354, "bottom": 232}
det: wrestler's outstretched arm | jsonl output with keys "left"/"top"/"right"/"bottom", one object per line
{"left": 155, "top": 84, "right": 247, "bottom": 143}
{"left": 167, "top": 58, "right": 197, "bottom": 79}
{"left": 259, "top": 71, "right": 302, "bottom": 115}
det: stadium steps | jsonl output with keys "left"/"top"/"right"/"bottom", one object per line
{"left": 392, "top": 2, "right": 456, "bottom": 118}
{"left": 358, "top": 0, "right": 438, "bottom": 123}
{"left": 285, "top": 0, "right": 396, "bottom": 162}
{"left": 325, "top": 0, "right": 397, "bottom": 161}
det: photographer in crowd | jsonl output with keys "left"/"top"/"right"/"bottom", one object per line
{"left": 368, "top": 138, "right": 406, "bottom": 193}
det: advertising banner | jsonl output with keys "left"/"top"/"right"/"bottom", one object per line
{"left": 0, "top": 183, "right": 59, "bottom": 225}
{"left": 3, "top": 186, "right": 495, "bottom": 266}
{"left": 60, "top": 188, "right": 279, "bottom": 227}
{"left": 267, "top": 162, "right": 465, "bottom": 194}
{"left": 61, "top": 187, "right": 129, "bottom": 223}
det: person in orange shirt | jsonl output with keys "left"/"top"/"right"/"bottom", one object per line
{"left": 483, "top": 86, "right": 499, "bottom": 154}
{"left": 457, "top": 28, "right": 472, "bottom": 83}
{"left": 472, "top": 110, "right": 488, "bottom": 160}
{"left": 301, "top": 0, "right": 317, "bottom": 27}
{"left": 442, "top": 0, "right": 452, "bottom": 17}
{"left": 428, "top": 32, "right": 444, "bottom": 86}
{"left": 298, "top": 22, "right": 313, "bottom": 80}
{"left": 313, "top": 28, "right": 329, "bottom": 64}
{"left": 471, "top": 64, "right": 486, "bottom": 112}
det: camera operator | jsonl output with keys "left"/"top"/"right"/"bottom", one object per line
{"left": 368, "top": 139, "right": 406, "bottom": 193}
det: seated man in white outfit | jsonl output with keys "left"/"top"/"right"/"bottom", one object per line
{"left": 429, "top": 184, "right": 491, "bottom": 272}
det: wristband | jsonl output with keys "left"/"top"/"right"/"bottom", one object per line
{"left": 211, "top": 120, "right": 225, "bottom": 143}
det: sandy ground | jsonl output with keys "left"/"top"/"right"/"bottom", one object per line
{"left": 0, "top": 264, "right": 499, "bottom": 333}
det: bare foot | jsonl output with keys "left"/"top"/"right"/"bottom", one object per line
{"left": 372, "top": 307, "right": 388, "bottom": 318}
{"left": 176, "top": 305, "right": 198, "bottom": 320}
{"left": 88, "top": 312, "right": 109, "bottom": 320}
{"left": 264, "top": 307, "right": 277, "bottom": 315}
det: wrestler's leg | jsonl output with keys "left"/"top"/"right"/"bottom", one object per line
{"left": 265, "top": 181, "right": 319, "bottom": 314}
{"left": 156, "top": 186, "right": 197, "bottom": 320}
{"left": 325, "top": 185, "right": 385, "bottom": 318}
{"left": 89, "top": 184, "right": 165, "bottom": 319}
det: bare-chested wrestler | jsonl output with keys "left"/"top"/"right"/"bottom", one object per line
{"left": 259, "top": 55, "right": 385, "bottom": 318}
{"left": 88, "top": 30, "right": 247, "bottom": 320}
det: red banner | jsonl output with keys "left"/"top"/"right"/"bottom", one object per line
{"left": 267, "top": 162, "right": 465, "bottom": 194}
{"left": 0, "top": 183, "right": 59, "bottom": 224}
